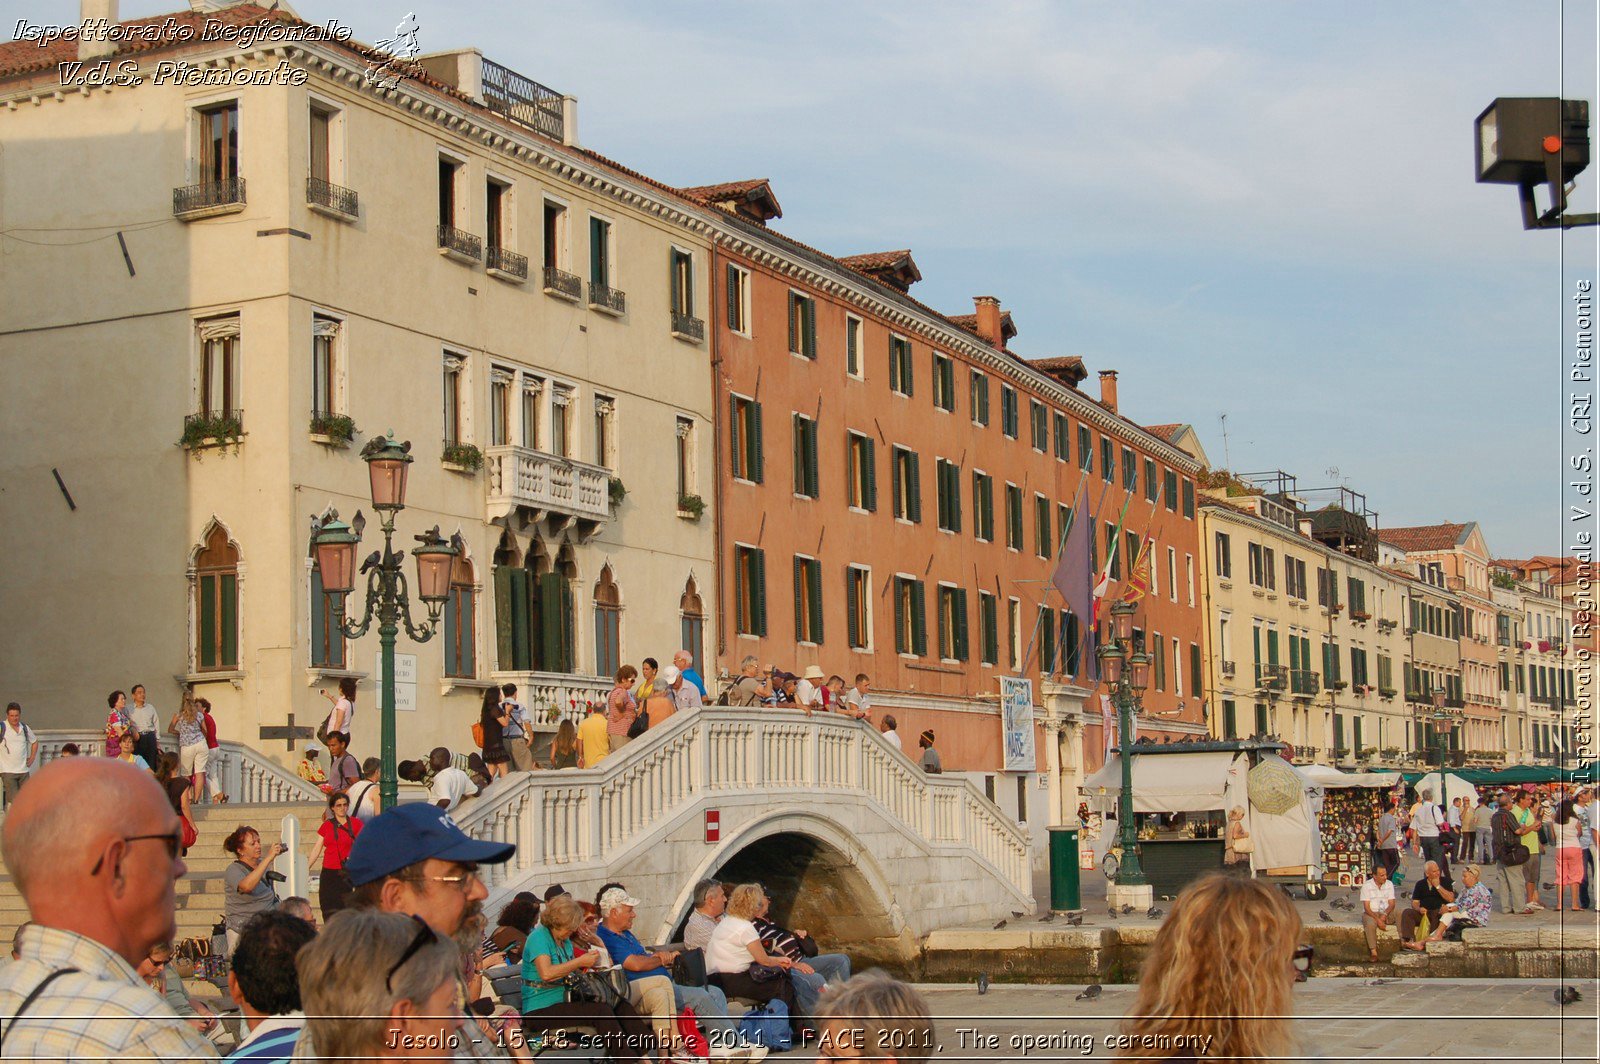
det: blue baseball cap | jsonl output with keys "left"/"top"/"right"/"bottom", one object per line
{"left": 345, "top": 803, "right": 515, "bottom": 886}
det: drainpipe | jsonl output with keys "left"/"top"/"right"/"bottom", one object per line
{"left": 709, "top": 245, "right": 728, "bottom": 668}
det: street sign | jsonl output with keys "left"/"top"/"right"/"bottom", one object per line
{"left": 373, "top": 652, "right": 418, "bottom": 712}
{"left": 704, "top": 809, "right": 720, "bottom": 843}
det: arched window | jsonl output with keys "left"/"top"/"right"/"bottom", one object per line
{"left": 193, "top": 524, "right": 240, "bottom": 671}
{"left": 680, "top": 575, "right": 705, "bottom": 675}
{"left": 444, "top": 554, "right": 477, "bottom": 678}
{"left": 594, "top": 565, "right": 622, "bottom": 680}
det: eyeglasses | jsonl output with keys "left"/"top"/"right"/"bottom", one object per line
{"left": 1292, "top": 944, "right": 1315, "bottom": 973}
{"left": 91, "top": 831, "right": 182, "bottom": 875}
{"left": 386, "top": 914, "right": 439, "bottom": 993}
{"left": 424, "top": 866, "right": 482, "bottom": 893}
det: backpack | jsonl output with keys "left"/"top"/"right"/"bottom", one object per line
{"left": 675, "top": 1006, "right": 710, "bottom": 1059}
{"left": 1495, "top": 809, "right": 1530, "bottom": 866}
{"left": 736, "top": 999, "right": 793, "bottom": 1051}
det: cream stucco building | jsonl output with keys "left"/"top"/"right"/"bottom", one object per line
{"left": 0, "top": 5, "right": 722, "bottom": 760}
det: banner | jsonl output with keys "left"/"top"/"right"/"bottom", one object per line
{"left": 1102, "top": 693, "right": 1115, "bottom": 759}
{"left": 1000, "top": 676, "right": 1037, "bottom": 772}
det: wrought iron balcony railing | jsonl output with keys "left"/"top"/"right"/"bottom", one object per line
{"left": 671, "top": 311, "right": 705, "bottom": 341}
{"left": 588, "top": 280, "right": 626, "bottom": 314}
{"left": 481, "top": 58, "right": 564, "bottom": 141}
{"left": 306, "top": 176, "right": 359, "bottom": 217}
{"left": 543, "top": 266, "right": 581, "bottom": 300}
{"left": 437, "top": 225, "right": 482, "bottom": 260}
{"left": 180, "top": 409, "right": 244, "bottom": 448}
{"left": 173, "top": 178, "right": 246, "bottom": 217}
{"left": 487, "top": 245, "right": 529, "bottom": 280}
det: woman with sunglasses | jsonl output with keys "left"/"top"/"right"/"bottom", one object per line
{"left": 1121, "top": 873, "right": 1303, "bottom": 1062}
{"left": 298, "top": 908, "right": 464, "bottom": 1061}
{"left": 522, "top": 893, "right": 654, "bottom": 1063}
{"left": 307, "top": 790, "right": 364, "bottom": 920}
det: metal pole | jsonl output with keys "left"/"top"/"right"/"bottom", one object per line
{"left": 378, "top": 514, "right": 400, "bottom": 811}
{"left": 1117, "top": 682, "right": 1146, "bottom": 885}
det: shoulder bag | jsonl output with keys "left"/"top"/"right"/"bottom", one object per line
{"left": 627, "top": 710, "right": 650, "bottom": 739}
{"left": 746, "top": 962, "right": 785, "bottom": 983}
{"left": 671, "top": 947, "right": 708, "bottom": 988}
{"left": 563, "top": 966, "right": 630, "bottom": 1007}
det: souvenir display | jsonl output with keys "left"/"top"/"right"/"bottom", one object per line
{"left": 1318, "top": 785, "right": 1387, "bottom": 882}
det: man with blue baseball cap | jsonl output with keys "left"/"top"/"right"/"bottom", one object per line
{"left": 345, "top": 803, "right": 514, "bottom": 938}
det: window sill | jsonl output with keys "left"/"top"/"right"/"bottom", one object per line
{"left": 440, "top": 677, "right": 500, "bottom": 696}
{"left": 439, "top": 246, "right": 481, "bottom": 266}
{"left": 180, "top": 435, "right": 245, "bottom": 455}
{"left": 306, "top": 667, "right": 370, "bottom": 687}
{"left": 488, "top": 266, "right": 529, "bottom": 285}
{"left": 308, "top": 201, "right": 358, "bottom": 223}
{"left": 441, "top": 459, "right": 480, "bottom": 475}
{"left": 180, "top": 670, "right": 246, "bottom": 689}
{"left": 175, "top": 201, "right": 246, "bottom": 222}
{"left": 588, "top": 300, "right": 626, "bottom": 318}
{"left": 1251, "top": 588, "right": 1266, "bottom": 598}
{"left": 671, "top": 328, "right": 704, "bottom": 345}
{"left": 1217, "top": 579, "right": 1232, "bottom": 589}
{"left": 676, "top": 509, "right": 703, "bottom": 521}
{"left": 309, "top": 432, "right": 354, "bottom": 448}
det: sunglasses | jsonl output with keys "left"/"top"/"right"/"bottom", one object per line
{"left": 386, "top": 914, "right": 439, "bottom": 993}
{"left": 1292, "top": 944, "right": 1314, "bottom": 973}
{"left": 91, "top": 831, "right": 183, "bottom": 875}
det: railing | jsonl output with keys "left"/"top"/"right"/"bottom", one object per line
{"left": 453, "top": 708, "right": 1032, "bottom": 901}
{"left": 437, "top": 225, "right": 483, "bottom": 260}
{"left": 489, "top": 671, "right": 612, "bottom": 728}
{"left": 306, "top": 176, "right": 359, "bottom": 217}
{"left": 543, "top": 266, "right": 582, "bottom": 300}
{"left": 487, "top": 245, "right": 529, "bottom": 279}
{"left": 1255, "top": 664, "right": 1287, "bottom": 690}
{"left": 481, "top": 58, "right": 564, "bottom": 141}
{"left": 1289, "top": 669, "right": 1320, "bottom": 696}
{"left": 173, "top": 177, "right": 245, "bottom": 216}
{"left": 485, "top": 445, "right": 611, "bottom": 522}
{"left": 25, "top": 730, "right": 323, "bottom": 804}
{"left": 588, "top": 280, "right": 626, "bottom": 314}
{"left": 181, "top": 409, "right": 244, "bottom": 448}
{"left": 671, "top": 311, "right": 705, "bottom": 341}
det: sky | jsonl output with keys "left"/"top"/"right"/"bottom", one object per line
{"left": 47, "top": 0, "right": 1600, "bottom": 558}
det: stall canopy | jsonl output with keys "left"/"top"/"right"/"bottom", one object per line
{"left": 1417, "top": 771, "right": 1478, "bottom": 807}
{"left": 1299, "top": 765, "right": 1401, "bottom": 789}
{"left": 1085, "top": 751, "right": 1240, "bottom": 813}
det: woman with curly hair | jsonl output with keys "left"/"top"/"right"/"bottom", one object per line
{"left": 1121, "top": 873, "right": 1302, "bottom": 1063}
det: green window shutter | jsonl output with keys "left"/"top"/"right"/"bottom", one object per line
{"left": 1266, "top": 629, "right": 1279, "bottom": 665}
{"left": 219, "top": 573, "right": 238, "bottom": 667}
{"left": 903, "top": 344, "right": 914, "bottom": 397}
{"left": 793, "top": 555, "right": 806, "bottom": 640}
{"left": 198, "top": 574, "right": 217, "bottom": 669}
{"left": 459, "top": 587, "right": 475, "bottom": 676}
{"left": 589, "top": 218, "right": 604, "bottom": 284}
{"left": 494, "top": 568, "right": 515, "bottom": 670}
{"left": 1252, "top": 626, "right": 1261, "bottom": 668}
{"left": 311, "top": 569, "right": 328, "bottom": 668}
{"left": 809, "top": 559, "right": 824, "bottom": 643}
{"left": 864, "top": 440, "right": 877, "bottom": 511}
{"left": 729, "top": 396, "right": 742, "bottom": 477}
{"left": 793, "top": 416, "right": 804, "bottom": 496}
{"left": 1040, "top": 607, "right": 1055, "bottom": 672}
{"left": 847, "top": 571, "right": 860, "bottom": 648}
{"left": 726, "top": 263, "right": 739, "bottom": 325}
{"left": 951, "top": 465, "right": 961, "bottom": 533}
{"left": 787, "top": 294, "right": 797, "bottom": 353}
{"left": 753, "top": 549, "right": 768, "bottom": 636}
{"left": 911, "top": 580, "right": 927, "bottom": 656}
{"left": 909, "top": 452, "right": 922, "bottom": 522}
{"left": 751, "top": 401, "right": 764, "bottom": 483}
{"left": 803, "top": 298, "right": 817, "bottom": 359}
{"left": 538, "top": 573, "right": 564, "bottom": 673}
{"left": 670, "top": 252, "right": 683, "bottom": 313}
{"left": 806, "top": 420, "right": 819, "bottom": 497}
{"left": 1223, "top": 700, "right": 1236, "bottom": 739}
{"left": 894, "top": 581, "right": 907, "bottom": 653}
{"left": 955, "top": 589, "right": 969, "bottom": 661}
{"left": 891, "top": 450, "right": 903, "bottom": 518}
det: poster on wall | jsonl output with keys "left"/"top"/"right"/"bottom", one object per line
{"left": 1000, "top": 676, "right": 1036, "bottom": 772}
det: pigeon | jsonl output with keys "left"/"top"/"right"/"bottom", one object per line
{"left": 1011, "top": 910, "right": 1025, "bottom": 919}
{"left": 1279, "top": 885, "right": 1297, "bottom": 899}
{"left": 1107, "top": 908, "right": 1118, "bottom": 920}
{"left": 976, "top": 973, "right": 990, "bottom": 996}
{"left": 1365, "top": 978, "right": 1394, "bottom": 986}
{"left": 1065, "top": 913, "right": 1083, "bottom": 926}
{"left": 1146, "top": 907, "right": 1164, "bottom": 920}
{"left": 1121, "top": 904, "right": 1135, "bottom": 915}
{"left": 1556, "top": 986, "right": 1582, "bottom": 1006}
{"left": 1075, "top": 983, "right": 1103, "bottom": 1001}
{"left": 1542, "top": 882, "right": 1555, "bottom": 892}
{"left": 992, "top": 919, "right": 1007, "bottom": 930}
{"left": 1038, "top": 912, "right": 1056, "bottom": 923}
{"left": 1318, "top": 910, "right": 1334, "bottom": 922}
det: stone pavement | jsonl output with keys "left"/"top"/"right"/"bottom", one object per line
{"left": 796, "top": 978, "right": 1600, "bottom": 1061}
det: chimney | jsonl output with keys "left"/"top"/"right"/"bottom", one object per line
{"left": 562, "top": 96, "right": 580, "bottom": 147}
{"left": 1099, "top": 370, "right": 1119, "bottom": 413}
{"left": 973, "top": 295, "right": 1004, "bottom": 349}
{"left": 79, "top": 0, "right": 119, "bottom": 61}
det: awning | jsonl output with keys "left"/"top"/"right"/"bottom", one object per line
{"left": 1299, "top": 764, "right": 1402, "bottom": 789}
{"left": 1085, "top": 750, "right": 1240, "bottom": 813}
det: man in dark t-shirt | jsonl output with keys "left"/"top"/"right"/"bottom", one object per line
{"left": 1399, "top": 860, "right": 1454, "bottom": 950}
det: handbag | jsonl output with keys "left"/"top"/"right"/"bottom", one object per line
{"left": 746, "top": 962, "right": 785, "bottom": 983}
{"left": 1231, "top": 834, "right": 1254, "bottom": 854}
{"left": 563, "top": 966, "right": 629, "bottom": 1008}
{"left": 671, "top": 947, "right": 708, "bottom": 988}
{"left": 316, "top": 710, "right": 333, "bottom": 746}
{"left": 180, "top": 813, "right": 199, "bottom": 850}
{"left": 736, "top": 1000, "right": 793, "bottom": 1051}
{"left": 627, "top": 710, "right": 650, "bottom": 740}
{"left": 471, "top": 721, "right": 486, "bottom": 749}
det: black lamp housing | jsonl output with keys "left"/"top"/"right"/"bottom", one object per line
{"left": 1476, "top": 97, "right": 1596, "bottom": 230}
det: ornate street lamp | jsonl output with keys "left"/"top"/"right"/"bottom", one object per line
{"left": 1429, "top": 690, "right": 1458, "bottom": 771}
{"left": 313, "top": 435, "right": 456, "bottom": 809}
{"left": 1102, "top": 599, "right": 1149, "bottom": 888}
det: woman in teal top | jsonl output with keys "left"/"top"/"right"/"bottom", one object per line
{"left": 520, "top": 895, "right": 653, "bottom": 1062}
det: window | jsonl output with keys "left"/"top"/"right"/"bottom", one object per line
{"left": 1016, "top": 775, "right": 1028, "bottom": 824}
{"left": 521, "top": 377, "right": 544, "bottom": 449}
{"left": 1005, "top": 484, "right": 1024, "bottom": 550}
{"left": 1035, "top": 495, "right": 1052, "bottom": 558}
{"left": 1144, "top": 458, "right": 1158, "bottom": 502}
{"left": 442, "top": 555, "right": 475, "bottom": 678}
{"left": 310, "top": 564, "right": 346, "bottom": 669}
{"left": 891, "top": 447, "right": 922, "bottom": 522}
{"left": 973, "top": 472, "right": 995, "bottom": 542}
{"left": 938, "top": 586, "right": 969, "bottom": 661}
{"left": 198, "top": 316, "right": 240, "bottom": 418}
{"left": 1122, "top": 448, "right": 1137, "bottom": 493}
{"left": 919, "top": 457, "right": 956, "bottom": 533}
{"left": 1350, "top": 647, "right": 1369, "bottom": 689}
{"left": 588, "top": 216, "right": 612, "bottom": 285}
{"left": 198, "top": 101, "right": 239, "bottom": 186}
{"left": 308, "top": 101, "right": 337, "bottom": 185}
{"left": 846, "top": 566, "right": 872, "bottom": 650}
{"left": 675, "top": 417, "right": 695, "bottom": 502}
{"left": 793, "top": 556, "right": 823, "bottom": 643}
{"left": 1008, "top": 598, "right": 1022, "bottom": 670}
{"left": 1285, "top": 557, "right": 1308, "bottom": 601}
{"left": 193, "top": 524, "right": 240, "bottom": 672}
{"left": 441, "top": 351, "right": 464, "bottom": 446}
{"left": 1061, "top": 610, "right": 1082, "bottom": 675}
{"left": 727, "top": 264, "right": 751, "bottom": 335}
{"left": 933, "top": 353, "right": 956, "bottom": 411}
{"left": 311, "top": 315, "right": 340, "bottom": 419}
{"left": 486, "top": 177, "right": 511, "bottom": 252}
{"left": 971, "top": 371, "right": 990, "bottom": 426}
{"left": 729, "top": 395, "right": 763, "bottom": 482}
{"left": 1053, "top": 413, "right": 1070, "bottom": 461}
{"left": 1168, "top": 547, "right": 1179, "bottom": 601}
{"left": 789, "top": 292, "right": 817, "bottom": 359}
{"left": 1058, "top": 504, "right": 1072, "bottom": 554}
{"left": 894, "top": 577, "right": 927, "bottom": 656}
{"left": 792, "top": 413, "right": 819, "bottom": 498}
{"left": 550, "top": 385, "right": 572, "bottom": 458}
{"left": 1223, "top": 699, "right": 1237, "bottom": 739}
{"left": 1104, "top": 522, "right": 1121, "bottom": 579}
{"left": 1348, "top": 577, "right": 1367, "bottom": 615}
{"left": 670, "top": 248, "right": 694, "bottom": 319}
{"left": 1078, "top": 424, "right": 1092, "bottom": 472}
{"left": 543, "top": 199, "right": 567, "bottom": 271}
{"left": 1038, "top": 606, "right": 1057, "bottom": 673}
{"left": 490, "top": 369, "right": 512, "bottom": 446}
{"left": 1187, "top": 554, "right": 1195, "bottom": 606}
{"left": 1248, "top": 543, "right": 1266, "bottom": 588}
{"left": 845, "top": 315, "right": 862, "bottom": 376}
{"left": 889, "top": 334, "right": 913, "bottom": 394}
{"left": 847, "top": 432, "right": 877, "bottom": 511}
{"left": 1317, "top": 568, "right": 1339, "bottom": 608}
{"left": 1190, "top": 643, "right": 1202, "bottom": 697}
{"left": 1164, "top": 469, "right": 1179, "bottom": 511}
{"left": 593, "top": 565, "right": 622, "bottom": 681}
{"left": 1182, "top": 478, "right": 1195, "bottom": 519}
{"left": 438, "top": 156, "right": 463, "bottom": 229}
{"left": 1153, "top": 632, "right": 1166, "bottom": 691}
{"left": 734, "top": 546, "right": 767, "bottom": 636}
{"left": 1001, "top": 386, "right": 1018, "bottom": 438}
{"left": 680, "top": 577, "right": 706, "bottom": 674}
{"left": 593, "top": 395, "right": 616, "bottom": 468}
{"left": 979, "top": 592, "right": 999, "bottom": 665}
{"left": 1099, "top": 437, "right": 1114, "bottom": 482}
{"left": 1030, "top": 400, "right": 1048, "bottom": 451}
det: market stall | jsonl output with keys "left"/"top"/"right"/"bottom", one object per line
{"left": 1299, "top": 765, "right": 1401, "bottom": 887}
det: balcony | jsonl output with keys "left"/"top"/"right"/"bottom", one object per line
{"left": 481, "top": 58, "right": 564, "bottom": 142}
{"left": 588, "top": 280, "right": 626, "bottom": 316}
{"left": 671, "top": 310, "right": 705, "bottom": 343}
{"left": 1350, "top": 609, "right": 1371, "bottom": 623}
{"left": 543, "top": 266, "right": 582, "bottom": 301}
{"left": 1255, "top": 663, "right": 1287, "bottom": 691}
{"left": 437, "top": 225, "right": 482, "bottom": 263}
{"left": 180, "top": 409, "right": 243, "bottom": 451}
{"left": 1289, "top": 669, "right": 1321, "bottom": 697}
{"left": 485, "top": 445, "right": 610, "bottom": 531}
{"left": 173, "top": 177, "right": 245, "bottom": 219}
{"left": 486, "top": 245, "right": 529, "bottom": 282}
{"left": 306, "top": 176, "right": 358, "bottom": 220}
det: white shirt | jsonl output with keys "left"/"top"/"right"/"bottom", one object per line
{"left": 0, "top": 721, "right": 36, "bottom": 773}
{"left": 1360, "top": 878, "right": 1396, "bottom": 911}
{"left": 501, "top": 699, "right": 528, "bottom": 738}
{"left": 846, "top": 688, "right": 872, "bottom": 713}
{"left": 1447, "top": 805, "right": 1462, "bottom": 829}
{"left": 794, "top": 679, "right": 823, "bottom": 708}
{"left": 329, "top": 697, "right": 355, "bottom": 737}
{"left": 128, "top": 702, "right": 159, "bottom": 736}
{"left": 1412, "top": 803, "right": 1442, "bottom": 838}
{"left": 705, "top": 914, "right": 759, "bottom": 976}
{"left": 429, "top": 766, "right": 473, "bottom": 811}
{"left": 884, "top": 730, "right": 902, "bottom": 752}
{"left": 1555, "top": 817, "right": 1584, "bottom": 848}
{"left": 348, "top": 778, "right": 380, "bottom": 820}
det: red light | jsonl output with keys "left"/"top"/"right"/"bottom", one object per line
{"left": 1544, "top": 135, "right": 1563, "bottom": 154}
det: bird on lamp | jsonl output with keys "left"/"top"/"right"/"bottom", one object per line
{"left": 358, "top": 550, "right": 382, "bottom": 575}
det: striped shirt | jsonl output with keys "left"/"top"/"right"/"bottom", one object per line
{"left": 0, "top": 924, "right": 219, "bottom": 1061}
{"left": 225, "top": 1013, "right": 303, "bottom": 1063}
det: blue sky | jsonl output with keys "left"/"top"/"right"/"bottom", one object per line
{"left": 58, "top": 1, "right": 1600, "bottom": 557}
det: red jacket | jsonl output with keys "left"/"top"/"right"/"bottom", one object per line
{"left": 201, "top": 712, "right": 219, "bottom": 750}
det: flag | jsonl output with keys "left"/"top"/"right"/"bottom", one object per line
{"left": 1091, "top": 493, "right": 1133, "bottom": 627}
{"left": 1050, "top": 477, "right": 1092, "bottom": 611}
{"left": 1120, "top": 535, "right": 1154, "bottom": 604}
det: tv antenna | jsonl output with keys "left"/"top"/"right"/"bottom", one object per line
{"left": 1219, "top": 412, "right": 1231, "bottom": 468}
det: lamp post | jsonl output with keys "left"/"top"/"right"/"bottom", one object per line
{"left": 1429, "top": 690, "right": 1457, "bottom": 771}
{"left": 1097, "top": 599, "right": 1151, "bottom": 888}
{"left": 313, "top": 436, "right": 457, "bottom": 810}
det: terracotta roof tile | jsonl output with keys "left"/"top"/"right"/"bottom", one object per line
{"left": 1029, "top": 356, "right": 1086, "bottom": 373}
{"left": 838, "top": 250, "right": 912, "bottom": 271}
{"left": 1143, "top": 423, "right": 1184, "bottom": 443}
{"left": 679, "top": 179, "right": 771, "bottom": 201}
{"left": 1377, "top": 523, "right": 1471, "bottom": 552}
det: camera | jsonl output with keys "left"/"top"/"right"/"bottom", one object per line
{"left": 264, "top": 870, "right": 287, "bottom": 884}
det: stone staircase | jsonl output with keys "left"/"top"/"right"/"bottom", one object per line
{"left": 0, "top": 801, "right": 327, "bottom": 948}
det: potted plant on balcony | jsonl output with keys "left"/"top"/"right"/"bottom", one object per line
{"left": 309, "top": 412, "right": 358, "bottom": 446}
{"left": 1331, "top": 746, "right": 1351, "bottom": 760}
{"left": 677, "top": 493, "right": 705, "bottom": 520}
{"left": 441, "top": 441, "right": 483, "bottom": 472}
{"left": 1380, "top": 746, "right": 1401, "bottom": 760}
{"left": 608, "top": 476, "right": 627, "bottom": 507}
{"left": 179, "top": 411, "right": 244, "bottom": 455}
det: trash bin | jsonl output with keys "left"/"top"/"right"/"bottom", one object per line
{"left": 1048, "top": 825, "right": 1082, "bottom": 912}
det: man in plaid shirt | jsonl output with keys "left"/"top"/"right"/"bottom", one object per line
{"left": 0, "top": 758, "right": 218, "bottom": 1060}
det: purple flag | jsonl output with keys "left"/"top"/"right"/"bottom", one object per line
{"left": 1052, "top": 492, "right": 1093, "bottom": 628}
